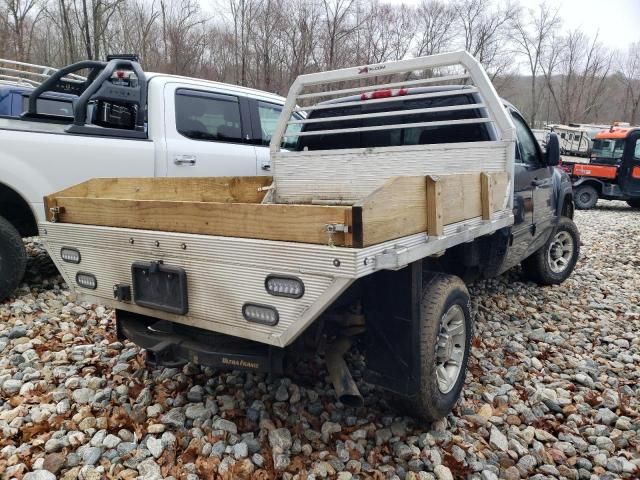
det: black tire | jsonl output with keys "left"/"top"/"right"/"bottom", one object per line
{"left": 574, "top": 184, "right": 598, "bottom": 210}
{"left": 522, "top": 217, "right": 580, "bottom": 286}
{"left": 627, "top": 199, "right": 640, "bottom": 209}
{"left": 407, "top": 273, "right": 473, "bottom": 423}
{"left": 0, "top": 216, "right": 27, "bottom": 301}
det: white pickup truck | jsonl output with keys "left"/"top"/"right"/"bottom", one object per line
{"left": 0, "top": 56, "right": 295, "bottom": 300}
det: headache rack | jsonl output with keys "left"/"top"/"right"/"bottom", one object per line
{"left": 269, "top": 50, "right": 515, "bottom": 206}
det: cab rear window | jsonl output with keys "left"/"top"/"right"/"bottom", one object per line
{"left": 297, "top": 92, "right": 493, "bottom": 151}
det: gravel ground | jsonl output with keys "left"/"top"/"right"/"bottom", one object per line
{"left": 1, "top": 205, "right": 639, "bottom": 480}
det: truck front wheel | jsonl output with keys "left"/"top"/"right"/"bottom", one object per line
{"left": 0, "top": 216, "right": 27, "bottom": 301}
{"left": 574, "top": 184, "right": 598, "bottom": 209}
{"left": 522, "top": 217, "right": 580, "bottom": 286}
{"left": 409, "top": 273, "right": 472, "bottom": 422}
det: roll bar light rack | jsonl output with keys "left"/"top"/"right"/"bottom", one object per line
{"left": 22, "top": 58, "right": 147, "bottom": 139}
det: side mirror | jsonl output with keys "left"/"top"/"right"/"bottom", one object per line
{"left": 545, "top": 132, "right": 560, "bottom": 166}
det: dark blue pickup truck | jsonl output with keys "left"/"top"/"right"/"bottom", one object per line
{"left": 0, "top": 84, "right": 75, "bottom": 117}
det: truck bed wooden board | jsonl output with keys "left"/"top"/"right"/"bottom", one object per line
{"left": 46, "top": 197, "right": 352, "bottom": 246}
{"left": 44, "top": 174, "right": 509, "bottom": 248}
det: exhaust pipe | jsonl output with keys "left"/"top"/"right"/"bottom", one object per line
{"left": 325, "top": 337, "right": 364, "bottom": 408}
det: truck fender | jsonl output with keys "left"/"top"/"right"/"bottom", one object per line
{"left": 571, "top": 176, "right": 604, "bottom": 191}
{"left": 0, "top": 153, "right": 54, "bottom": 223}
{"left": 553, "top": 168, "right": 575, "bottom": 219}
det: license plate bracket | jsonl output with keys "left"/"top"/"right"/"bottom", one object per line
{"left": 132, "top": 261, "right": 188, "bottom": 315}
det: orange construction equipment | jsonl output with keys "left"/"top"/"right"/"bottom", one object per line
{"left": 569, "top": 125, "right": 640, "bottom": 209}
{"left": 572, "top": 163, "right": 617, "bottom": 180}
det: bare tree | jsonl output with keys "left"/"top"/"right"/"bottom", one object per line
{"left": 228, "top": 0, "right": 259, "bottom": 85}
{"left": 158, "top": 0, "right": 206, "bottom": 75}
{"left": 413, "top": 0, "right": 455, "bottom": 58}
{"left": 452, "top": 0, "right": 518, "bottom": 80}
{"left": 542, "top": 29, "right": 613, "bottom": 124}
{"left": 509, "top": 1, "right": 560, "bottom": 125}
{"left": 320, "top": 0, "right": 361, "bottom": 70}
{"left": 619, "top": 42, "right": 640, "bottom": 125}
{"left": 3, "top": 0, "right": 42, "bottom": 60}
{"left": 1, "top": 0, "right": 638, "bottom": 126}
{"left": 358, "top": 1, "right": 414, "bottom": 64}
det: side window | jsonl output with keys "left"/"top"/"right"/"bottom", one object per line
{"left": 634, "top": 138, "right": 640, "bottom": 160}
{"left": 511, "top": 112, "right": 541, "bottom": 166}
{"left": 257, "top": 101, "right": 302, "bottom": 149}
{"left": 175, "top": 89, "right": 242, "bottom": 143}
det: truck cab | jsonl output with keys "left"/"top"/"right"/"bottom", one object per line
{"left": 568, "top": 126, "right": 640, "bottom": 209}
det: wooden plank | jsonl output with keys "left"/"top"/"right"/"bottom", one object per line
{"left": 81, "top": 177, "right": 273, "bottom": 203}
{"left": 481, "top": 172, "right": 493, "bottom": 220}
{"left": 436, "top": 174, "right": 482, "bottom": 225}
{"left": 490, "top": 171, "right": 509, "bottom": 213}
{"left": 50, "top": 197, "right": 352, "bottom": 246}
{"left": 426, "top": 176, "right": 443, "bottom": 236}
{"left": 355, "top": 176, "right": 427, "bottom": 247}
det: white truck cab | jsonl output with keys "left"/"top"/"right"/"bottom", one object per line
{"left": 0, "top": 57, "right": 294, "bottom": 299}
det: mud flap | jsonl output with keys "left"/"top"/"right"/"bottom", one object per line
{"left": 362, "top": 260, "right": 422, "bottom": 396}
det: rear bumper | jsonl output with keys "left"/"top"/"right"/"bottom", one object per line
{"left": 116, "top": 310, "right": 284, "bottom": 374}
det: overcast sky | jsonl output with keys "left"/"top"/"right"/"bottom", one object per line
{"left": 383, "top": 0, "right": 640, "bottom": 50}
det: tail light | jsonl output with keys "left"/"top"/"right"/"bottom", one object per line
{"left": 76, "top": 272, "right": 97, "bottom": 290}
{"left": 242, "top": 303, "right": 279, "bottom": 326}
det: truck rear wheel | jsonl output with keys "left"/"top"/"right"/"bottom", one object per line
{"left": 574, "top": 184, "right": 598, "bottom": 210}
{"left": 408, "top": 273, "right": 472, "bottom": 423}
{"left": 522, "top": 217, "right": 580, "bottom": 286}
{"left": 0, "top": 216, "right": 27, "bottom": 301}
{"left": 627, "top": 199, "right": 640, "bottom": 209}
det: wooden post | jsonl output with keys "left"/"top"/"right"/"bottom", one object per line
{"left": 426, "top": 176, "right": 443, "bottom": 236}
{"left": 481, "top": 172, "right": 493, "bottom": 220}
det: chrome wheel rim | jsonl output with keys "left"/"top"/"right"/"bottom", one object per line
{"left": 435, "top": 304, "right": 466, "bottom": 394}
{"left": 547, "top": 230, "right": 574, "bottom": 273}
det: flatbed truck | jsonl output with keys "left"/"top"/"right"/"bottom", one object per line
{"left": 40, "top": 52, "right": 579, "bottom": 421}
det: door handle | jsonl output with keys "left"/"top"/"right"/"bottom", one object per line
{"left": 174, "top": 155, "right": 196, "bottom": 166}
